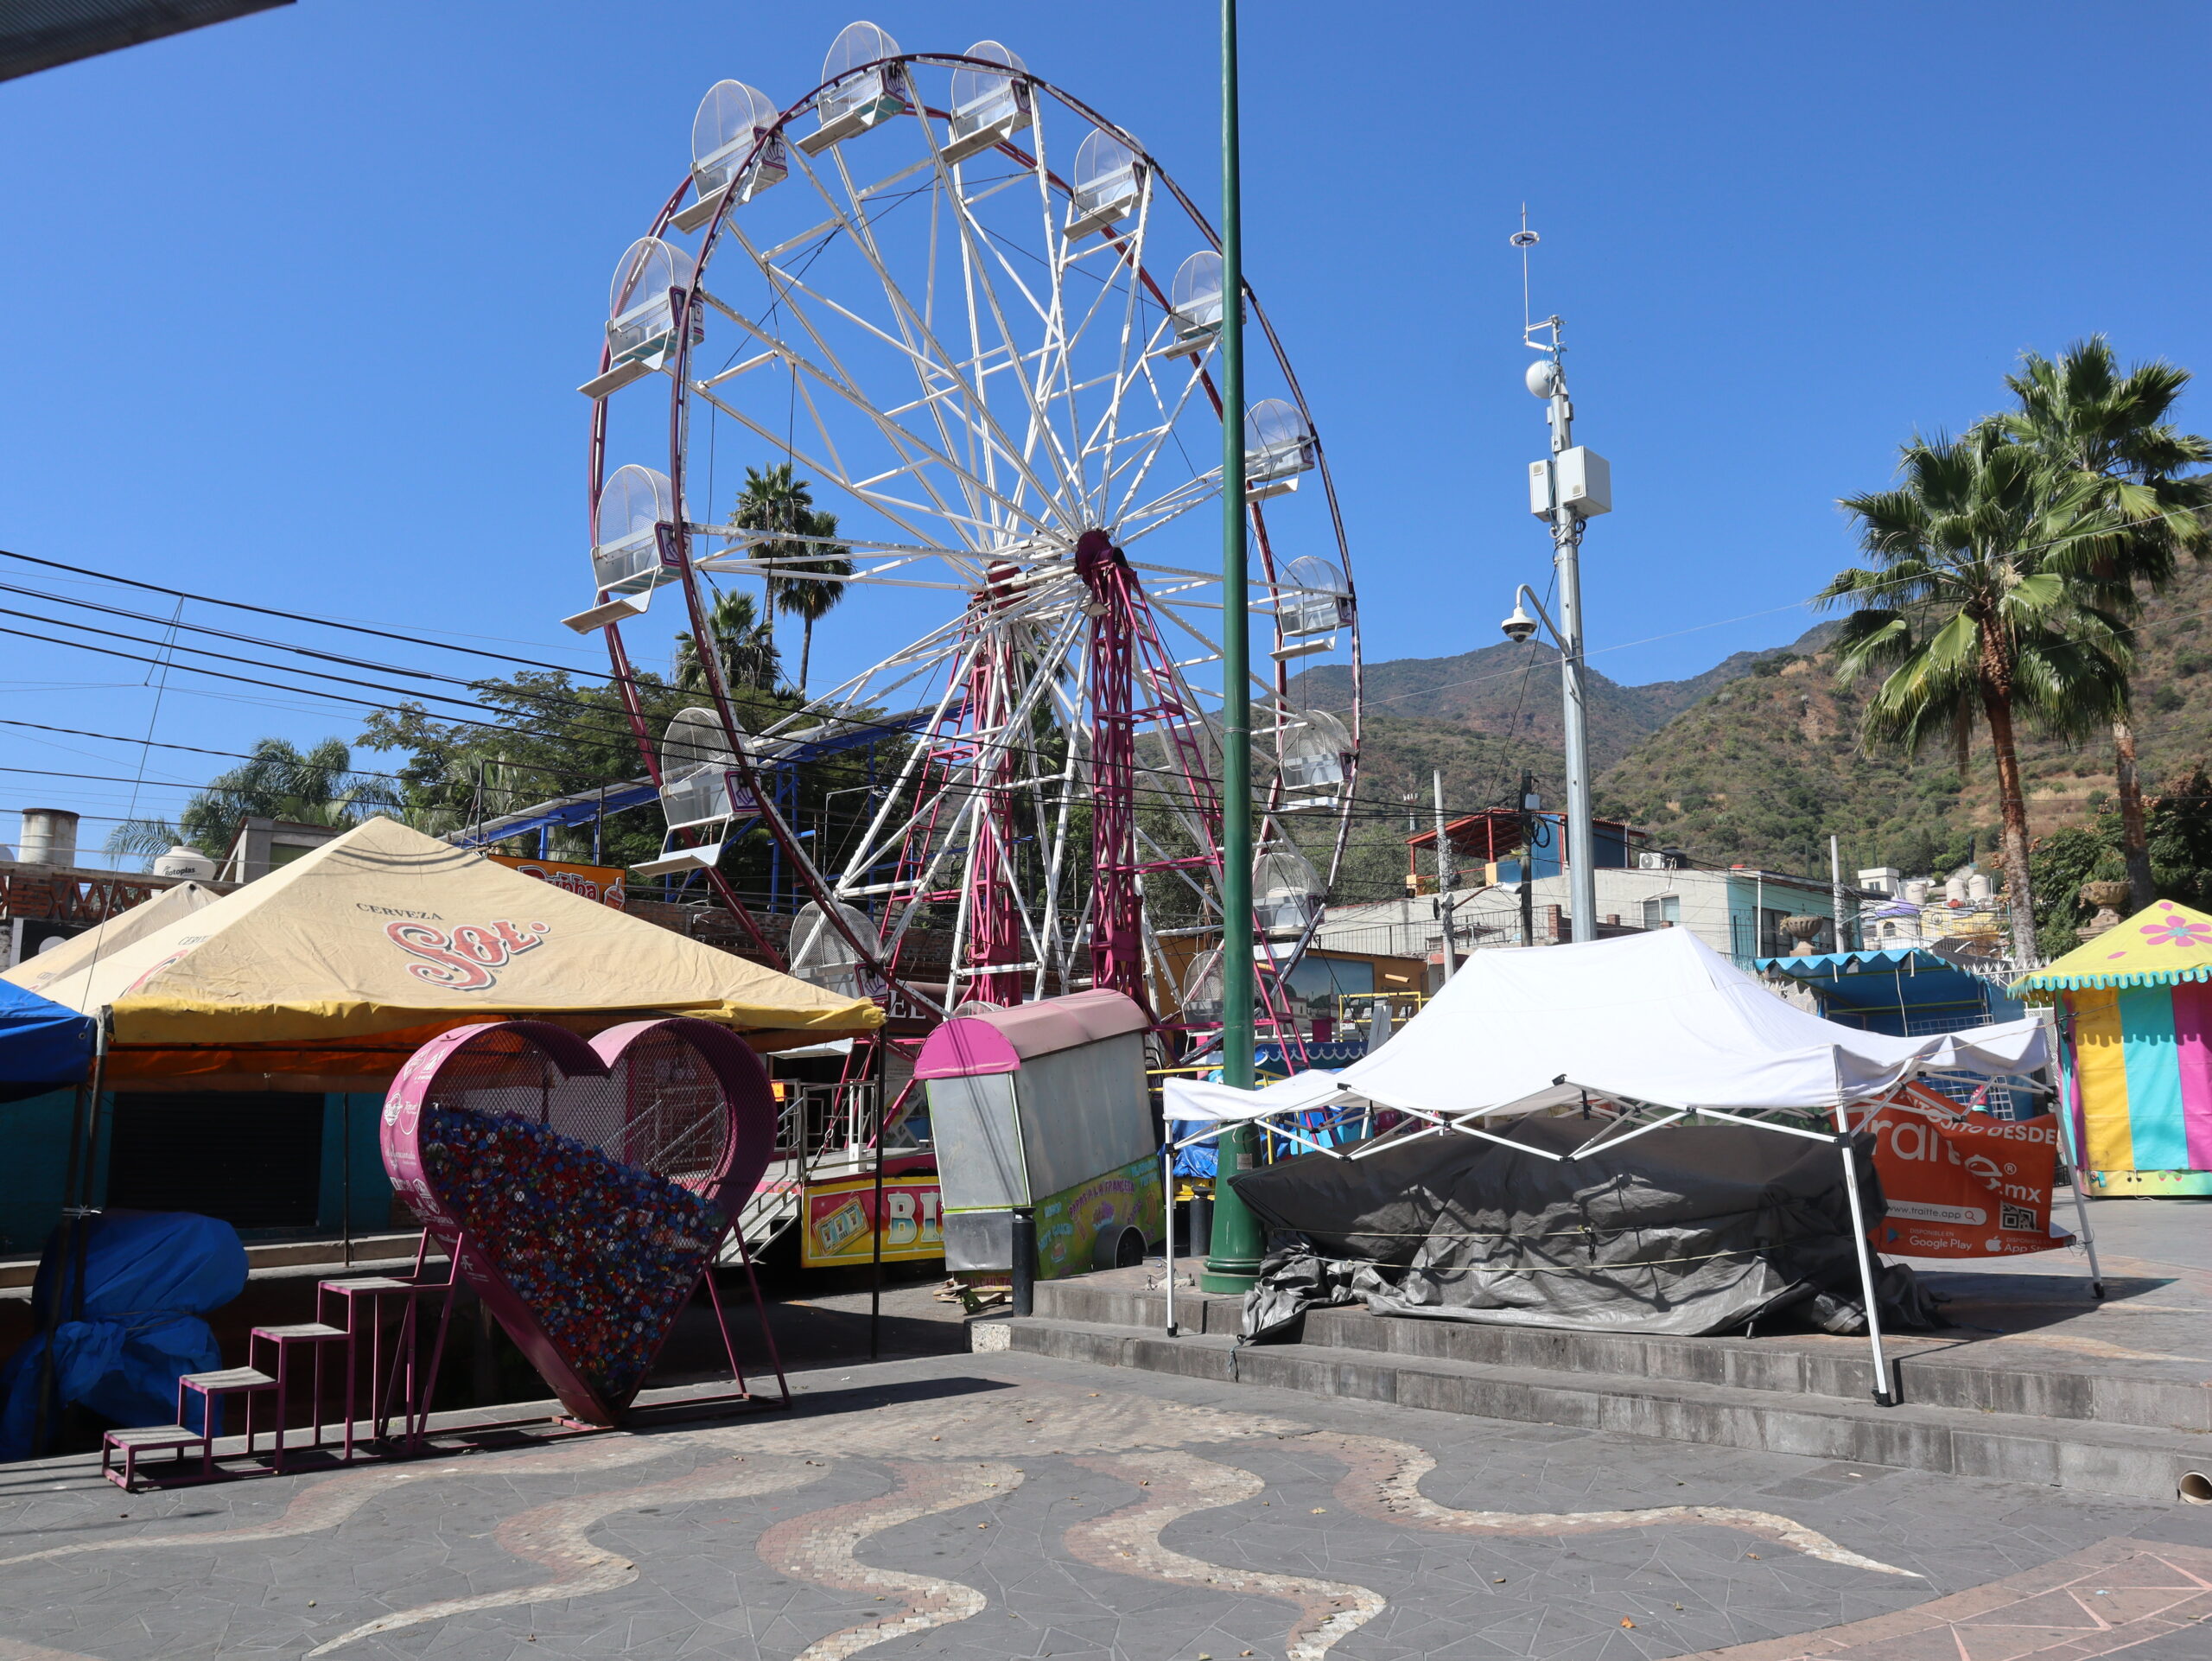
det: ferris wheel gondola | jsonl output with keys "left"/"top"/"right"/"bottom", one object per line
{"left": 575, "top": 27, "right": 1363, "bottom": 1043}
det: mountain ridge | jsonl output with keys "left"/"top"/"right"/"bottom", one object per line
{"left": 1299, "top": 620, "right": 1841, "bottom": 773}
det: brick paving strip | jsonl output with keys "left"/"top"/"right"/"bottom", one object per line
{"left": 1674, "top": 1536, "right": 2212, "bottom": 1660}
{"left": 1067, "top": 1449, "right": 1386, "bottom": 1658}
{"left": 753, "top": 1459, "right": 1023, "bottom": 1660}
{"left": 302, "top": 1454, "right": 824, "bottom": 1656}
{"left": 0, "top": 1432, "right": 670, "bottom": 1571}
{"left": 1303, "top": 1430, "right": 1921, "bottom": 1576}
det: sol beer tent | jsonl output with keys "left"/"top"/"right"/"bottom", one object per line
{"left": 2012, "top": 898, "right": 2212, "bottom": 1195}
{"left": 17, "top": 816, "right": 880, "bottom": 1085}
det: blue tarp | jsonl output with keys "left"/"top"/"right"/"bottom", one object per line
{"left": 0, "top": 1211, "right": 248, "bottom": 1460}
{"left": 0, "top": 979, "right": 93, "bottom": 1103}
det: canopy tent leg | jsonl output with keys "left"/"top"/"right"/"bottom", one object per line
{"left": 1834, "top": 1121, "right": 1894, "bottom": 1406}
{"left": 2049, "top": 1052, "right": 2107, "bottom": 1298}
{"left": 2067, "top": 1172, "right": 2106, "bottom": 1298}
{"left": 1162, "top": 1146, "right": 1179, "bottom": 1337}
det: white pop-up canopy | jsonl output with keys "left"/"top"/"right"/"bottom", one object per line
{"left": 1155, "top": 928, "right": 2056, "bottom": 1390}
{"left": 1166, "top": 926, "right": 2045, "bottom": 1128}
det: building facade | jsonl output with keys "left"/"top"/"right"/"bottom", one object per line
{"left": 1317, "top": 863, "right": 1847, "bottom": 982}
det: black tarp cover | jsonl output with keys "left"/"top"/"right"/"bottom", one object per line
{"left": 1228, "top": 1113, "right": 1886, "bottom": 1339}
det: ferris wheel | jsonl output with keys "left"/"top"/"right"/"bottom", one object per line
{"left": 572, "top": 22, "right": 1363, "bottom": 1033}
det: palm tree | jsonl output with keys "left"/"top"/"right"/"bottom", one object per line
{"left": 732, "top": 461, "right": 817, "bottom": 662}
{"left": 776, "top": 506, "right": 854, "bottom": 697}
{"left": 2000, "top": 336, "right": 2212, "bottom": 910}
{"left": 673, "top": 586, "right": 781, "bottom": 694}
{"left": 1821, "top": 425, "right": 2133, "bottom": 966}
{"left": 104, "top": 735, "right": 399, "bottom": 869}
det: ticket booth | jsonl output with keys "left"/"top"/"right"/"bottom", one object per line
{"left": 917, "top": 989, "right": 1160, "bottom": 1277}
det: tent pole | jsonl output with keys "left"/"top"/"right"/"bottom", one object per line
{"left": 2049, "top": 1011, "right": 2106, "bottom": 1297}
{"left": 34, "top": 1069, "right": 95, "bottom": 1457}
{"left": 1833, "top": 1104, "right": 1893, "bottom": 1406}
{"left": 1162, "top": 1146, "right": 1178, "bottom": 1336}
{"left": 2065, "top": 1168, "right": 2105, "bottom": 1299}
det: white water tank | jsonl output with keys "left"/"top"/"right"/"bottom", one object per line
{"left": 1902, "top": 878, "right": 1933, "bottom": 906}
{"left": 152, "top": 845, "right": 217, "bottom": 881}
{"left": 1944, "top": 875, "right": 1969, "bottom": 905}
{"left": 1967, "top": 872, "right": 1994, "bottom": 903}
{"left": 17, "top": 809, "right": 79, "bottom": 867}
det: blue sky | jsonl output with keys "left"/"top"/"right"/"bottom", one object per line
{"left": 3, "top": 1, "right": 2207, "bottom": 850}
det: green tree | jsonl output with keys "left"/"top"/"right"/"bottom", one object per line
{"left": 358, "top": 674, "right": 693, "bottom": 869}
{"left": 104, "top": 736, "right": 399, "bottom": 869}
{"left": 674, "top": 586, "right": 781, "bottom": 695}
{"left": 777, "top": 506, "right": 853, "bottom": 697}
{"left": 2031, "top": 760, "right": 2212, "bottom": 957}
{"left": 2000, "top": 336, "right": 2212, "bottom": 909}
{"left": 1821, "top": 424, "right": 2133, "bottom": 966}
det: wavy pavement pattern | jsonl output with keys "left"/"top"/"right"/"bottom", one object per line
{"left": 302, "top": 1454, "right": 823, "bottom": 1657}
{"left": 702, "top": 1387, "right": 1306, "bottom": 1461}
{"left": 1068, "top": 1451, "right": 1385, "bottom": 1660}
{"left": 0, "top": 1435, "right": 672, "bottom": 1571}
{"left": 755, "top": 1459, "right": 1025, "bottom": 1661}
{"left": 1300, "top": 1431, "right": 1922, "bottom": 1577}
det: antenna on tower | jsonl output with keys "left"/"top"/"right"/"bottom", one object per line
{"left": 1510, "top": 205, "right": 1540, "bottom": 336}
{"left": 1510, "top": 208, "right": 1560, "bottom": 359}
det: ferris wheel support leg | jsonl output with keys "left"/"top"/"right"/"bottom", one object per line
{"left": 1077, "top": 531, "right": 1148, "bottom": 1009}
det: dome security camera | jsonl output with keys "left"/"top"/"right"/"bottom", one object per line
{"left": 1501, "top": 602, "right": 1539, "bottom": 645}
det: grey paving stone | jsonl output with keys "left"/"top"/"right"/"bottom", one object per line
{"left": 0, "top": 1347, "right": 2203, "bottom": 1659}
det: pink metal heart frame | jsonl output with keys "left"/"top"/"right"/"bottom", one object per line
{"left": 381, "top": 1015, "right": 780, "bottom": 1425}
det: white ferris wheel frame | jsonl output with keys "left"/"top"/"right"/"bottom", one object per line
{"left": 583, "top": 48, "right": 1364, "bottom": 1021}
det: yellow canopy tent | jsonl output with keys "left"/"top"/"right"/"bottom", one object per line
{"left": 2, "top": 879, "right": 223, "bottom": 998}
{"left": 27, "top": 817, "right": 880, "bottom": 1085}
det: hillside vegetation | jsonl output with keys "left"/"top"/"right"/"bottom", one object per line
{"left": 1321, "top": 563, "right": 2212, "bottom": 887}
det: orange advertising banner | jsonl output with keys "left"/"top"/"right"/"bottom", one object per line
{"left": 1865, "top": 1082, "right": 2065, "bottom": 1259}
{"left": 488, "top": 855, "right": 627, "bottom": 910}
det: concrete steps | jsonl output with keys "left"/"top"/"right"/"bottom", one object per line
{"left": 996, "top": 1277, "right": 2212, "bottom": 1503}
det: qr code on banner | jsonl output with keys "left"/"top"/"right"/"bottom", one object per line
{"left": 2000, "top": 1202, "right": 2037, "bottom": 1231}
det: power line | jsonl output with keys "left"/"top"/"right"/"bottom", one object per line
{"left": 0, "top": 550, "right": 607, "bottom": 676}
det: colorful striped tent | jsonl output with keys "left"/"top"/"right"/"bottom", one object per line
{"left": 2012, "top": 899, "right": 2212, "bottom": 1196}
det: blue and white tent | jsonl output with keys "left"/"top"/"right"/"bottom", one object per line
{"left": 0, "top": 977, "right": 95, "bottom": 1104}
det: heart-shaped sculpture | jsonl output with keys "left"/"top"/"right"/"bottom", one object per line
{"left": 380, "top": 1016, "right": 775, "bottom": 1425}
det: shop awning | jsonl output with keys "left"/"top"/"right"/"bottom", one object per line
{"left": 1753, "top": 947, "right": 2012, "bottom": 1029}
{"left": 2012, "top": 900, "right": 2212, "bottom": 1000}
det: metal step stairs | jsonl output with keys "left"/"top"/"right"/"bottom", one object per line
{"left": 721, "top": 1158, "right": 804, "bottom": 1264}
{"left": 101, "top": 1249, "right": 456, "bottom": 1491}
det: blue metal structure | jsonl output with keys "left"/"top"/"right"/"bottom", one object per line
{"left": 445, "top": 711, "right": 935, "bottom": 906}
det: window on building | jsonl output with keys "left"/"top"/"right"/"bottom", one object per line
{"left": 1642, "top": 894, "right": 1681, "bottom": 929}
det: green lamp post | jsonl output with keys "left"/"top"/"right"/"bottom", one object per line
{"left": 1201, "top": 0, "right": 1265, "bottom": 1295}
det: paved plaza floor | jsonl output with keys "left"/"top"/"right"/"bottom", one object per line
{"left": 4, "top": 1340, "right": 2212, "bottom": 1661}
{"left": 2, "top": 1193, "right": 2209, "bottom": 1660}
